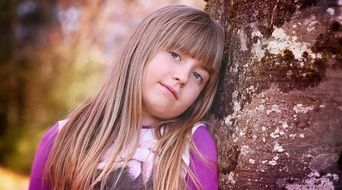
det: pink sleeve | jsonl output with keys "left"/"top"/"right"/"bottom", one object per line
{"left": 29, "top": 123, "right": 59, "bottom": 190}
{"left": 187, "top": 125, "right": 218, "bottom": 190}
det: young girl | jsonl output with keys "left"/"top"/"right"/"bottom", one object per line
{"left": 29, "top": 5, "right": 224, "bottom": 190}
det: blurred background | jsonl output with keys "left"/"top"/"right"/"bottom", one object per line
{"left": 0, "top": 0, "right": 204, "bottom": 189}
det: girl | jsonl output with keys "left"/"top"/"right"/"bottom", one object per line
{"left": 29, "top": 4, "right": 224, "bottom": 190}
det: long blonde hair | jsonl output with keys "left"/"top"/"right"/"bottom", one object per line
{"left": 44, "top": 5, "right": 224, "bottom": 190}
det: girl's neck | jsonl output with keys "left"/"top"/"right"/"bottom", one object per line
{"left": 141, "top": 111, "right": 160, "bottom": 127}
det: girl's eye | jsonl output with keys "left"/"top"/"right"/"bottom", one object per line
{"left": 169, "top": 51, "right": 181, "bottom": 61}
{"left": 192, "top": 71, "right": 203, "bottom": 82}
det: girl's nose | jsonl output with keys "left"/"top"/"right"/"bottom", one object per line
{"left": 173, "top": 69, "right": 189, "bottom": 86}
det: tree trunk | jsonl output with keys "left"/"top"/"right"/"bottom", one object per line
{"left": 206, "top": 0, "right": 342, "bottom": 189}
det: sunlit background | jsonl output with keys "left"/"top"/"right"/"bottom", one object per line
{"left": 0, "top": 0, "right": 204, "bottom": 189}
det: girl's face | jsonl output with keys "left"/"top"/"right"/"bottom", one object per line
{"left": 141, "top": 50, "right": 210, "bottom": 126}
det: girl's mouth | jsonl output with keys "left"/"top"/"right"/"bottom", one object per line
{"left": 159, "top": 83, "right": 178, "bottom": 99}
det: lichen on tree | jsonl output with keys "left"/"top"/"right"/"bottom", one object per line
{"left": 206, "top": 0, "right": 342, "bottom": 189}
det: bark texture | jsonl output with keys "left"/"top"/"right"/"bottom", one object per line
{"left": 206, "top": 0, "right": 342, "bottom": 189}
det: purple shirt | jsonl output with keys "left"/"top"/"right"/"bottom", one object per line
{"left": 29, "top": 122, "right": 218, "bottom": 190}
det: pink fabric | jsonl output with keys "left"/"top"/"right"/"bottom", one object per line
{"left": 29, "top": 123, "right": 59, "bottom": 190}
{"left": 29, "top": 123, "right": 218, "bottom": 190}
{"left": 187, "top": 126, "right": 218, "bottom": 189}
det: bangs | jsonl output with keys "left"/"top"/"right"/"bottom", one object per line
{"left": 165, "top": 21, "right": 223, "bottom": 75}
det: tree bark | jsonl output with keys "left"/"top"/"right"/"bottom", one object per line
{"left": 206, "top": 0, "right": 342, "bottom": 189}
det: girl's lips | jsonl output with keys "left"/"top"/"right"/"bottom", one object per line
{"left": 160, "top": 83, "right": 178, "bottom": 99}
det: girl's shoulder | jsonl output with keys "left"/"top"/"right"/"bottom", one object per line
{"left": 184, "top": 123, "right": 218, "bottom": 189}
{"left": 39, "top": 119, "right": 67, "bottom": 146}
{"left": 191, "top": 122, "right": 216, "bottom": 148}
{"left": 192, "top": 122, "right": 217, "bottom": 160}
{"left": 191, "top": 122, "right": 211, "bottom": 135}
{"left": 182, "top": 123, "right": 217, "bottom": 166}
{"left": 29, "top": 120, "right": 66, "bottom": 190}
{"left": 40, "top": 122, "right": 60, "bottom": 143}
